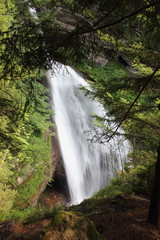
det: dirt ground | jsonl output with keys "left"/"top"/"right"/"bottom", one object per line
{"left": 90, "top": 196, "right": 160, "bottom": 240}
{"left": 0, "top": 195, "right": 159, "bottom": 240}
{"left": 70, "top": 195, "right": 160, "bottom": 240}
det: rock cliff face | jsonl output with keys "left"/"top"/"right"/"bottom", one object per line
{"left": 49, "top": 129, "right": 70, "bottom": 202}
{"left": 30, "top": 129, "right": 70, "bottom": 207}
{"left": 27, "top": 74, "right": 70, "bottom": 206}
{"left": 29, "top": 130, "right": 58, "bottom": 207}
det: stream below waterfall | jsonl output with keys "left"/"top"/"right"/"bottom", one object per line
{"left": 48, "top": 64, "right": 131, "bottom": 205}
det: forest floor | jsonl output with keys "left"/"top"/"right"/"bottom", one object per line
{"left": 0, "top": 194, "right": 159, "bottom": 240}
{"left": 70, "top": 194, "right": 160, "bottom": 240}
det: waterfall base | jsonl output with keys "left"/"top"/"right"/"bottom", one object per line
{"left": 38, "top": 175, "right": 70, "bottom": 207}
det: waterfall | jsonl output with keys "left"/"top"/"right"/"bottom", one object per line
{"left": 48, "top": 64, "right": 131, "bottom": 205}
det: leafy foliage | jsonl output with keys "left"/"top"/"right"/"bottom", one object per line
{"left": 0, "top": 0, "right": 160, "bottom": 225}
{"left": 0, "top": 163, "right": 17, "bottom": 221}
{"left": 0, "top": 1, "right": 53, "bottom": 221}
{"left": 94, "top": 150, "right": 156, "bottom": 199}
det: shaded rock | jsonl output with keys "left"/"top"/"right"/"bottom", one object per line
{"left": 38, "top": 189, "right": 68, "bottom": 208}
{"left": 89, "top": 55, "right": 108, "bottom": 66}
{"left": 47, "top": 128, "right": 70, "bottom": 202}
{"left": 57, "top": 9, "right": 78, "bottom": 31}
{"left": 118, "top": 55, "right": 129, "bottom": 67}
{"left": 37, "top": 126, "right": 70, "bottom": 207}
{"left": 94, "top": 56, "right": 108, "bottom": 66}
{"left": 16, "top": 165, "right": 34, "bottom": 186}
{"left": 27, "top": 128, "right": 68, "bottom": 207}
{"left": 117, "top": 53, "right": 132, "bottom": 67}
{"left": 43, "top": 210, "right": 102, "bottom": 240}
{"left": 29, "top": 130, "right": 57, "bottom": 207}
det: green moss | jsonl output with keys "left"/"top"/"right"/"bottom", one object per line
{"left": 53, "top": 210, "right": 67, "bottom": 226}
{"left": 86, "top": 218, "right": 101, "bottom": 240}
{"left": 16, "top": 168, "right": 44, "bottom": 207}
{"left": 44, "top": 210, "right": 102, "bottom": 240}
{"left": 76, "top": 59, "right": 127, "bottom": 82}
{"left": 93, "top": 185, "right": 124, "bottom": 199}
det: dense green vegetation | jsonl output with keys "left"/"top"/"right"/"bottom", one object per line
{"left": 76, "top": 59, "right": 158, "bottom": 199}
{"left": 0, "top": 0, "right": 53, "bottom": 222}
{"left": 0, "top": 0, "right": 160, "bottom": 231}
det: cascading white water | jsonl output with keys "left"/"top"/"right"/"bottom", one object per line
{"left": 28, "top": 4, "right": 131, "bottom": 205}
{"left": 48, "top": 64, "right": 131, "bottom": 205}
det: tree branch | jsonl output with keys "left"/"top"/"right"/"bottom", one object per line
{"left": 91, "top": 0, "right": 123, "bottom": 29}
{"left": 131, "top": 117, "right": 160, "bottom": 129}
{"left": 74, "top": 0, "right": 160, "bottom": 35}
{"left": 108, "top": 66, "right": 160, "bottom": 141}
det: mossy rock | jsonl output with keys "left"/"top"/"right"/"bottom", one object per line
{"left": 43, "top": 210, "right": 102, "bottom": 240}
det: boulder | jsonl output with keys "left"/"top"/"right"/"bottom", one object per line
{"left": 43, "top": 210, "right": 102, "bottom": 240}
{"left": 94, "top": 56, "right": 108, "bottom": 66}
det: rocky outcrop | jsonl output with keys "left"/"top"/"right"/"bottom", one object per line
{"left": 88, "top": 55, "right": 108, "bottom": 66}
{"left": 57, "top": 8, "right": 77, "bottom": 31}
{"left": 49, "top": 129, "right": 70, "bottom": 201}
{"left": 43, "top": 210, "right": 102, "bottom": 240}
{"left": 30, "top": 129, "right": 69, "bottom": 207}
{"left": 94, "top": 56, "right": 108, "bottom": 66}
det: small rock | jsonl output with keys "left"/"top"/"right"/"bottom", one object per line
{"left": 94, "top": 56, "right": 108, "bottom": 66}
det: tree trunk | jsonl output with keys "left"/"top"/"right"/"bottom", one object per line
{"left": 148, "top": 141, "right": 160, "bottom": 230}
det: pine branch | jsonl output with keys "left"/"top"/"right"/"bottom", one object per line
{"left": 91, "top": 0, "right": 123, "bottom": 29}
{"left": 131, "top": 117, "right": 160, "bottom": 129}
{"left": 73, "top": 0, "right": 160, "bottom": 35}
{"left": 108, "top": 66, "right": 160, "bottom": 141}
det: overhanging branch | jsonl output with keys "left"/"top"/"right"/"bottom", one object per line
{"left": 108, "top": 66, "right": 160, "bottom": 141}
{"left": 73, "top": 0, "right": 160, "bottom": 35}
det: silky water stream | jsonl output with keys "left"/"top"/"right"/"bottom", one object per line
{"left": 48, "top": 64, "right": 131, "bottom": 205}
